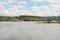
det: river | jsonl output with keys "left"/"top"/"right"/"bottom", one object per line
{"left": 0, "top": 22, "right": 60, "bottom": 40}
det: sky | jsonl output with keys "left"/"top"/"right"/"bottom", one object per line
{"left": 0, "top": 0, "right": 60, "bottom": 16}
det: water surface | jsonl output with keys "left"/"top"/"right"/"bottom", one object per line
{"left": 0, "top": 22, "right": 60, "bottom": 40}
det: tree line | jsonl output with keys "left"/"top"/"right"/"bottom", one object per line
{"left": 0, "top": 15, "right": 60, "bottom": 23}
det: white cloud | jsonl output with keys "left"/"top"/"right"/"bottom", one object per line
{"left": 0, "top": 0, "right": 60, "bottom": 16}
{"left": 30, "top": 0, "right": 60, "bottom": 16}
{"left": 32, "top": 0, "right": 59, "bottom": 2}
{"left": 45, "top": 0, "right": 59, "bottom": 2}
{"left": 30, "top": 5, "right": 58, "bottom": 16}
{"left": 8, "top": 5, "right": 26, "bottom": 11}
{"left": 8, "top": 6, "right": 18, "bottom": 11}
{"left": 3, "top": 9, "right": 18, "bottom": 16}
{"left": 2, "top": 5, "right": 59, "bottom": 16}
{"left": 32, "top": 0, "right": 42, "bottom": 2}
{"left": 18, "top": 1, "right": 27, "bottom": 5}
{"left": 0, "top": 2, "right": 8, "bottom": 11}
{"left": 20, "top": 10, "right": 33, "bottom": 15}
{"left": 31, "top": 6, "right": 51, "bottom": 12}
{"left": 17, "top": 5, "right": 26, "bottom": 9}
{"left": 8, "top": 6, "right": 32, "bottom": 16}
{"left": 0, "top": 2, "right": 7, "bottom": 5}
{"left": 8, "top": 0, "right": 16, "bottom": 3}
{"left": 1, "top": 5, "right": 26, "bottom": 16}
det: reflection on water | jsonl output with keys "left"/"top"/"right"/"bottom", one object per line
{"left": 0, "top": 22, "right": 60, "bottom": 40}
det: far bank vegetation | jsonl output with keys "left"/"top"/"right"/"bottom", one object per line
{"left": 0, "top": 15, "right": 60, "bottom": 23}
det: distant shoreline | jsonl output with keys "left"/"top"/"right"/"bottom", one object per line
{"left": 0, "top": 15, "right": 60, "bottom": 23}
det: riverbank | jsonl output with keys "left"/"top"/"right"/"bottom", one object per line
{"left": 0, "top": 21, "right": 60, "bottom": 24}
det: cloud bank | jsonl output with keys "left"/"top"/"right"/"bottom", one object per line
{"left": 0, "top": 0, "right": 60, "bottom": 16}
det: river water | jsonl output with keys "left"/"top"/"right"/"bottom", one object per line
{"left": 0, "top": 22, "right": 60, "bottom": 40}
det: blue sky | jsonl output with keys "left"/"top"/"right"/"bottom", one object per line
{"left": 0, "top": 0, "right": 60, "bottom": 16}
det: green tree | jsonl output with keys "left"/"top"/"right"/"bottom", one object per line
{"left": 57, "top": 15, "right": 60, "bottom": 23}
{"left": 46, "top": 18, "right": 52, "bottom": 23}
